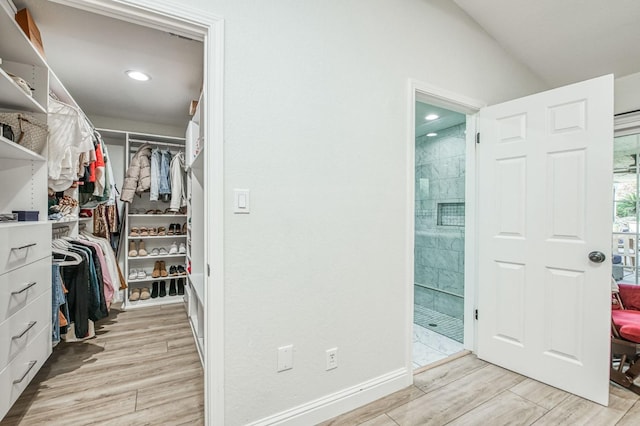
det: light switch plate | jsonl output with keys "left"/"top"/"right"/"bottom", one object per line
{"left": 234, "top": 189, "right": 250, "bottom": 214}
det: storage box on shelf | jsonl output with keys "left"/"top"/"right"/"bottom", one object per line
{"left": 0, "top": 5, "right": 48, "bottom": 115}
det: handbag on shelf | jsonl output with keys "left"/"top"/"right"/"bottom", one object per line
{"left": 0, "top": 112, "right": 48, "bottom": 154}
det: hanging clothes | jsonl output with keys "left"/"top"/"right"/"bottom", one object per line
{"left": 150, "top": 148, "right": 161, "bottom": 201}
{"left": 47, "top": 97, "right": 94, "bottom": 191}
{"left": 169, "top": 151, "right": 187, "bottom": 212}
{"left": 159, "top": 149, "right": 172, "bottom": 196}
{"left": 120, "top": 143, "right": 152, "bottom": 203}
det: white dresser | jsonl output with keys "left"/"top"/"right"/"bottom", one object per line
{"left": 0, "top": 221, "right": 51, "bottom": 419}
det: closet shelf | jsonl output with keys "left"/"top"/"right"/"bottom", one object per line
{"left": 127, "top": 276, "right": 187, "bottom": 284}
{"left": 0, "top": 135, "right": 46, "bottom": 161}
{"left": 50, "top": 216, "right": 79, "bottom": 225}
{"left": 128, "top": 253, "right": 187, "bottom": 260}
{"left": 0, "top": 6, "right": 47, "bottom": 68}
{"left": 127, "top": 235, "right": 187, "bottom": 240}
{"left": 128, "top": 214, "right": 187, "bottom": 218}
{"left": 0, "top": 67, "right": 47, "bottom": 114}
{"left": 189, "top": 272, "right": 204, "bottom": 303}
{"left": 124, "top": 294, "right": 184, "bottom": 309}
{"left": 0, "top": 220, "right": 48, "bottom": 229}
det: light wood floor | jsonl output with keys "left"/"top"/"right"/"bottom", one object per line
{"left": 322, "top": 353, "right": 640, "bottom": 426}
{"left": 1, "top": 303, "right": 204, "bottom": 425}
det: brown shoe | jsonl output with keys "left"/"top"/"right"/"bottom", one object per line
{"left": 152, "top": 261, "right": 161, "bottom": 278}
{"left": 159, "top": 261, "right": 168, "bottom": 277}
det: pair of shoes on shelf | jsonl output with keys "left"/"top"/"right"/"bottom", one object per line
{"left": 151, "top": 281, "right": 167, "bottom": 298}
{"left": 128, "top": 269, "right": 147, "bottom": 280}
{"left": 167, "top": 223, "right": 180, "bottom": 235}
{"left": 169, "top": 242, "right": 186, "bottom": 254}
{"left": 128, "top": 240, "right": 148, "bottom": 257}
{"left": 162, "top": 278, "right": 185, "bottom": 296}
{"left": 168, "top": 265, "right": 187, "bottom": 276}
{"left": 150, "top": 247, "right": 168, "bottom": 256}
{"left": 157, "top": 226, "right": 166, "bottom": 236}
{"left": 152, "top": 261, "right": 168, "bottom": 278}
{"left": 130, "top": 287, "right": 150, "bottom": 301}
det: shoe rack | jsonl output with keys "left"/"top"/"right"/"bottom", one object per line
{"left": 122, "top": 135, "right": 188, "bottom": 310}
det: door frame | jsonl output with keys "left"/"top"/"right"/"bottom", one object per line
{"left": 406, "top": 80, "right": 485, "bottom": 371}
{"left": 51, "top": 1, "right": 225, "bottom": 424}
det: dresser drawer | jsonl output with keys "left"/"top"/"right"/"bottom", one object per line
{"left": 0, "top": 290, "right": 51, "bottom": 370}
{"left": 0, "top": 324, "right": 51, "bottom": 421}
{"left": 0, "top": 222, "right": 50, "bottom": 275}
{"left": 0, "top": 257, "right": 50, "bottom": 324}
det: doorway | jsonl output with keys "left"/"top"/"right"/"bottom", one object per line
{"left": 412, "top": 101, "right": 466, "bottom": 368}
{"left": 613, "top": 131, "right": 640, "bottom": 284}
{"left": 10, "top": 0, "right": 224, "bottom": 424}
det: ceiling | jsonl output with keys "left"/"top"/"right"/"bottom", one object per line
{"left": 415, "top": 102, "right": 466, "bottom": 137}
{"left": 9, "top": 1, "right": 640, "bottom": 134}
{"left": 454, "top": 0, "right": 640, "bottom": 86}
{"left": 13, "top": 0, "right": 203, "bottom": 131}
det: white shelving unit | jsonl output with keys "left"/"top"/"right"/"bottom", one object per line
{"left": 121, "top": 133, "right": 189, "bottom": 310}
{"left": 185, "top": 91, "right": 205, "bottom": 363}
{"left": 0, "top": 3, "right": 52, "bottom": 420}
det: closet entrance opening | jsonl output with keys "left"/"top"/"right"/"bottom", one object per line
{"left": 412, "top": 101, "right": 467, "bottom": 369}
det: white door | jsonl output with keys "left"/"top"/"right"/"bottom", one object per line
{"left": 477, "top": 75, "right": 613, "bottom": 405}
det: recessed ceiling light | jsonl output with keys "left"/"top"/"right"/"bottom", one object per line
{"left": 126, "top": 70, "right": 151, "bottom": 81}
{"left": 425, "top": 114, "right": 439, "bottom": 121}
{"left": 427, "top": 132, "right": 437, "bottom": 137}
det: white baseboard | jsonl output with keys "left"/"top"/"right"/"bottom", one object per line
{"left": 245, "top": 368, "right": 412, "bottom": 426}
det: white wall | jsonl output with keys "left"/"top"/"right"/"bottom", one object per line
{"left": 615, "top": 72, "right": 640, "bottom": 115}
{"left": 163, "top": 0, "right": 547, "bottom": 424}
{"left": 89, "top": 114, "right": 185, "bottom": 138}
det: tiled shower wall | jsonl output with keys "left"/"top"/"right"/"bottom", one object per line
{"left": 415, "top": 123, "right": 465, "bottom": 321}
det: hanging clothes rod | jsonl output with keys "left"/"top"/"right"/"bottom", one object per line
{"left": 128, "top": 139, "right": 185, "bottom": 148}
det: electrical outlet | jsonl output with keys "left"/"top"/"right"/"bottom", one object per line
{"left": 326, "top": 348, "right": 338, "bottom": 370}
{"left": 278, "top": 345, "right": 293, "bottom": 372}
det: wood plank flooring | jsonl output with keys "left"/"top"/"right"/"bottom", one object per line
{"left": 5, "top": 306, "right": 640, "bottom": 426}
{"left": 322, "top": 354, "right": 640, "bottom": 426}
{"left": 1, "top": 303, "right": 204, "bottom": 426}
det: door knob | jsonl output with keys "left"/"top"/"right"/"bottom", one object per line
{"left": 588, "top": 251, "right": 606, "bottom": 263}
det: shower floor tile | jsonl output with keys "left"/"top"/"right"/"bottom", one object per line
{"left": 414, "top": 304, "right": 463, "bottom": 342}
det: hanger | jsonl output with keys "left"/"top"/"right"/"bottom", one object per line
{"left": 52, "top": 247, "right": 82, "bottom": 266}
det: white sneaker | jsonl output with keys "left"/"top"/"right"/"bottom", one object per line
{"left": 178, "top": 242, "right": 186, "bottom": 254}
{"left": 169, "top": 242, "right": 178, "bottom": 255}
{"left": 128, "top": 269, "right": 137, "bottom": 280}
{"left": 137, "top": 270, "right": 147, "bottom": 279}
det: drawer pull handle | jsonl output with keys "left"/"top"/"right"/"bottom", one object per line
{"left": 12, "top": 321, "right": 37, "bottom": 340}
{"left": 11, "top": 243, "right": 37, "bottom": 251}
{"left": 11, "top": 281, "right": 37, "bottom": 295}
{"left": 13, "top": 361, "right": 37, "bottom": 385}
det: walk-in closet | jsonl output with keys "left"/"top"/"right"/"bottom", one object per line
{"left": 0, "top": 0, "right": 209, "bottom": 422}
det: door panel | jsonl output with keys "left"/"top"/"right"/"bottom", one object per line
{"left": 477, "top": 75, "right": 613, "bottom": 405}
